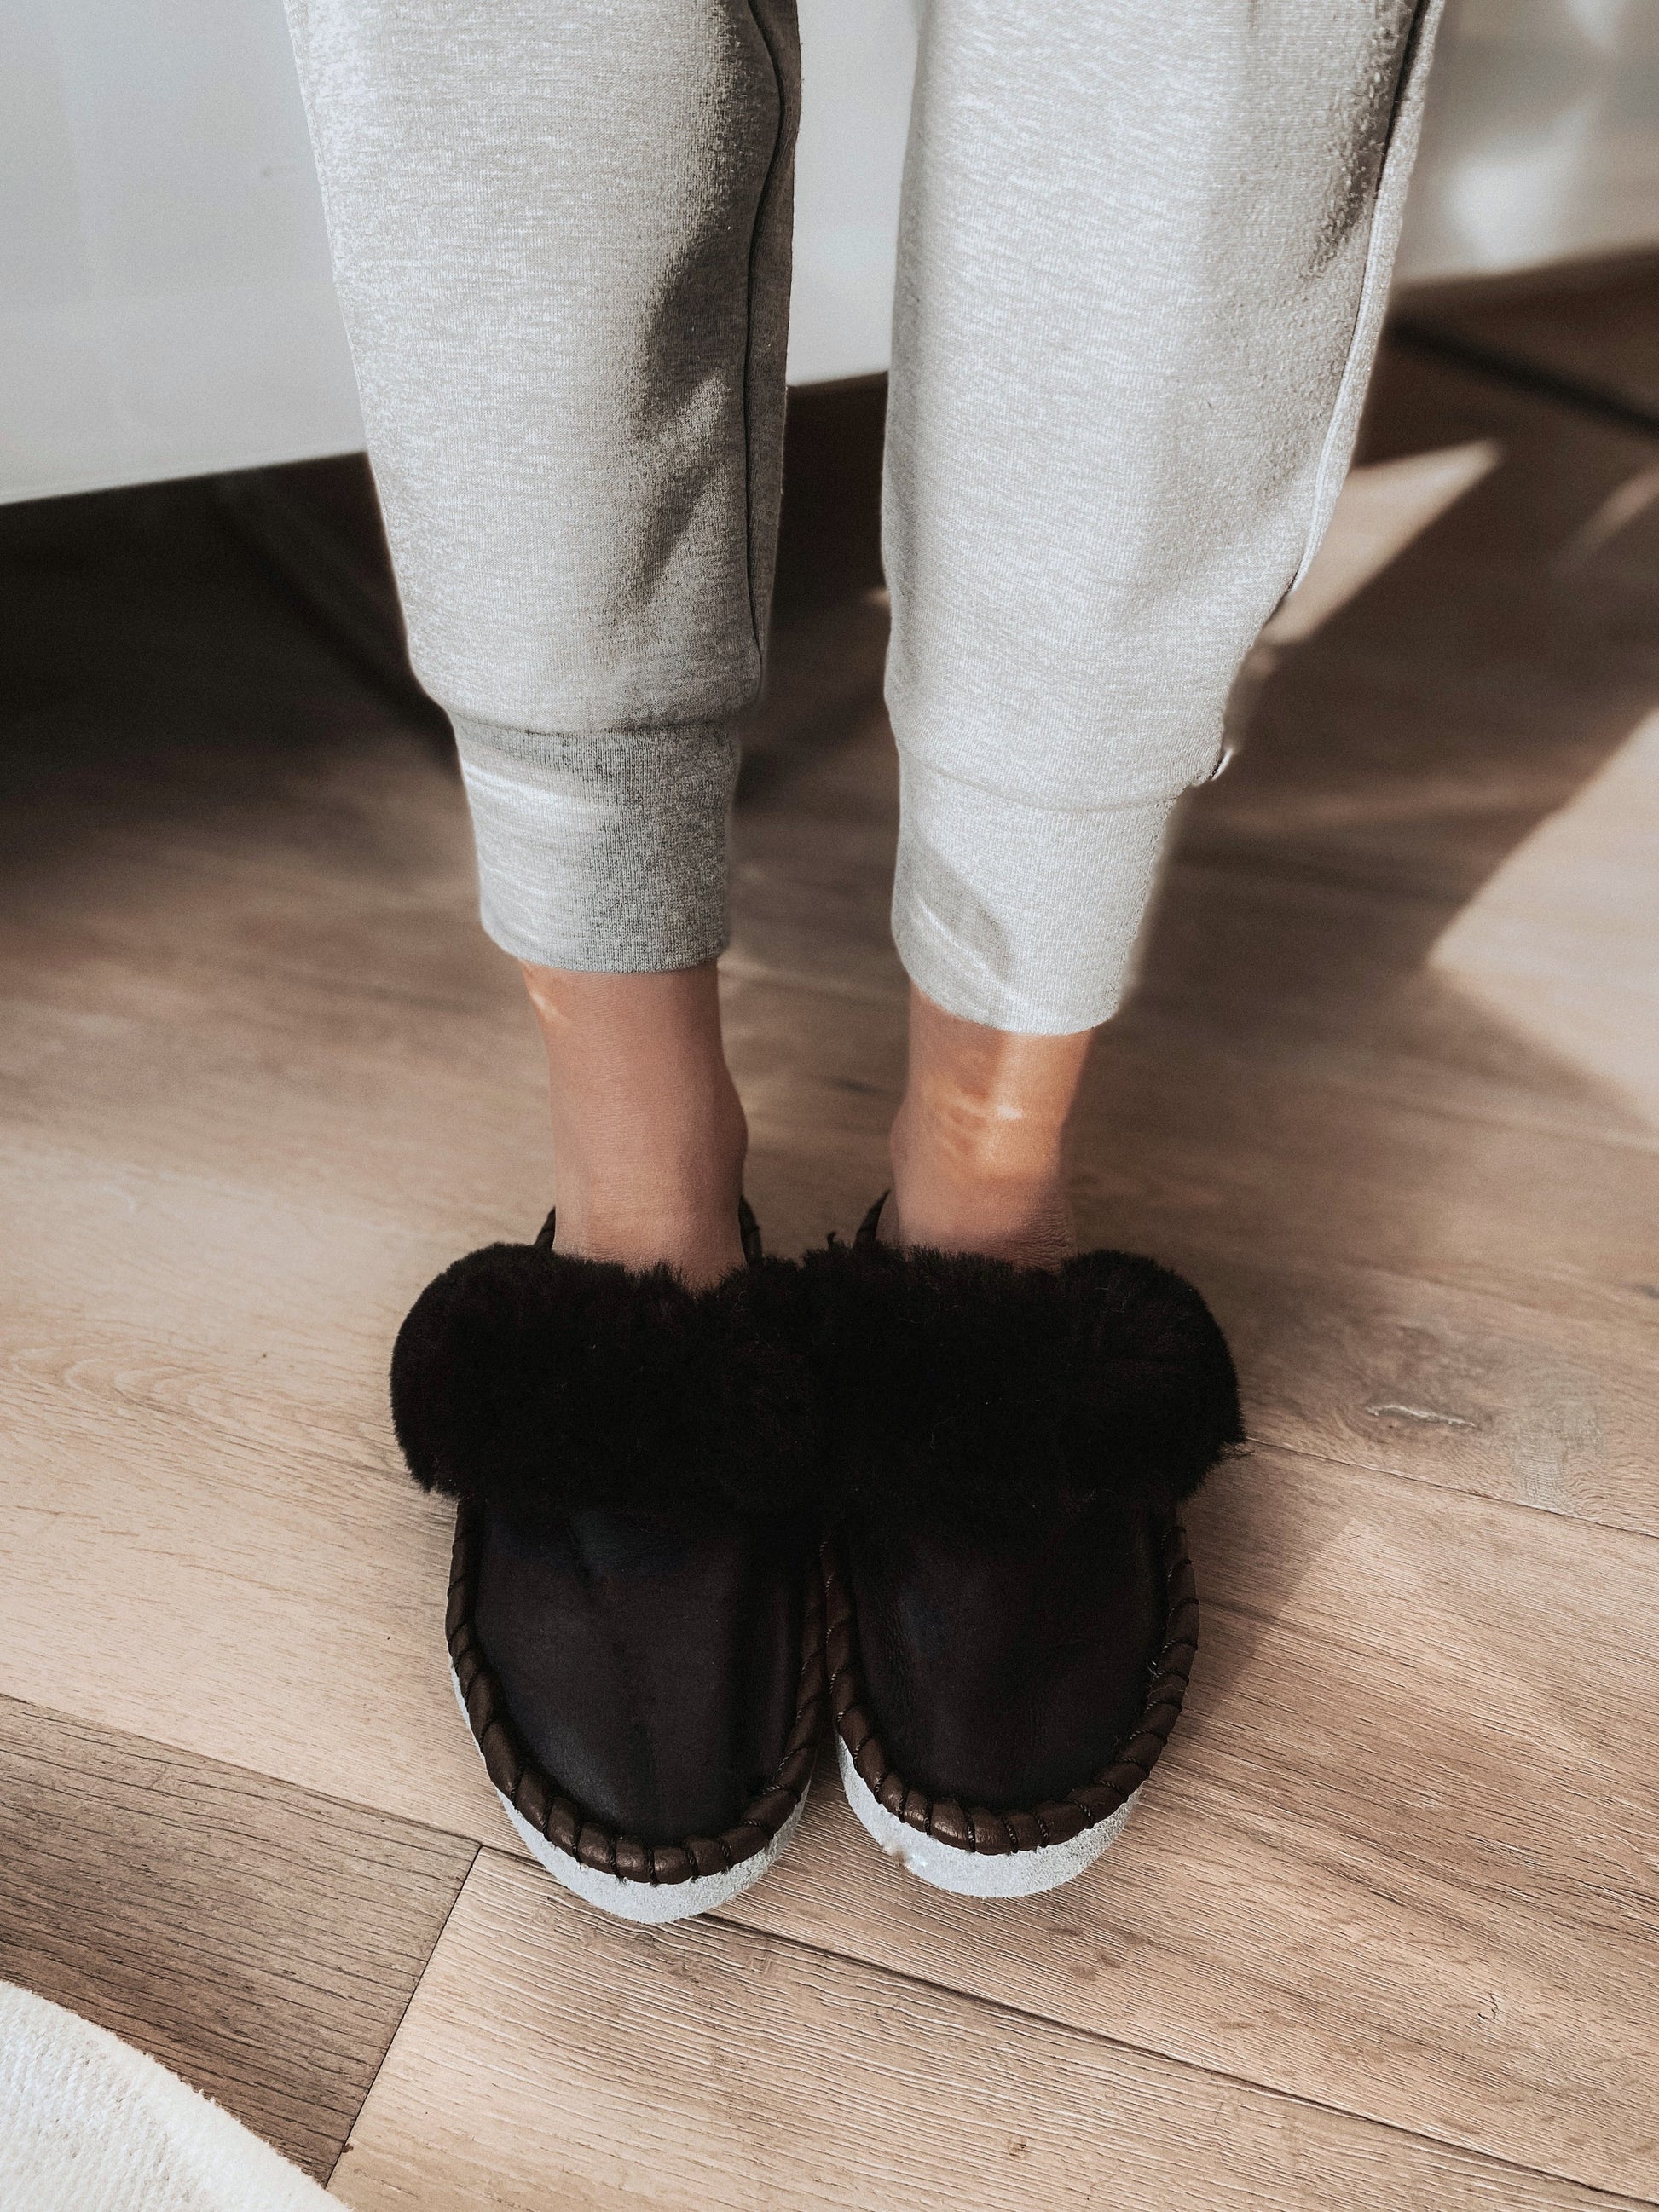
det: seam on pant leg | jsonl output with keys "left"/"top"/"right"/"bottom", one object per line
{"left": 740, "top": 0, "right": 794, "bottom": 658}
{"left": 1292, "top": 0, "right": 1447, "bottom": 589}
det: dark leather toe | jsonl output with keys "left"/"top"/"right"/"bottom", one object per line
{"left": 841, "top": 1501, "right": 1166, "bottom": 1809}
{"left": 475, "top": 1504, "right": 809, "bottom": 1844}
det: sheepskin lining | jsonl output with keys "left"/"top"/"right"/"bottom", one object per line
{"left": 799, "top": 1234, "right": 1243, "bottom": 1535}
{"left": 390, "top": 1220, "right": 1242, "bottom": 1531}
{"left": 390, "top": 1241, "right": 819, "bottom": 1525}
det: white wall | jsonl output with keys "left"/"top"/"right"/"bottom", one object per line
{"left": 787, "top": 0, "right": 916, "bottom": 384}
{"left": 1396, "top": 0, "right": 1659, "bottom": 282}
{"left": 3, "top": 0, "right": 1655, "bottom": 505}
{"left": 1, "top": 0, "right": 360, "bottom": 503}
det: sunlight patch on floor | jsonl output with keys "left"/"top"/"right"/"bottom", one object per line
{"left": 1431, "top": 708, "right": 1659, "bottom": 1128}
{"left": 1553, "top": 460, "right": 1659, "bottom": 575}
{"left": 1264, "top": 440, "right": 1501, "bottom": 645}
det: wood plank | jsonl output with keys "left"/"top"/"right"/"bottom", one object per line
{"left": 1173, "top": 1246, "right": 1656, "bottom": 1524}
{"left": 1184, "top": 345, "right": 1659, "bottom": 923}
{"left": 329, "top": 1848, "right": 1633, "bottom": 2212}
{"left": 0, "top": 1695, "right": 474, "bottom": 2180}
{"left": 7, "top": 943, "right": 1656, "bottom": 1549}
{"left": 1123, "top": 856, "right": 1659, "bottom": 1157}
{"left": 1400, "top": 254, "right": 1659, "bottom": 427}
{"left": 0, "top": 1142, "right": 500, "bottom": 1844}
{"left": 723, "top": 1448, "right": 1659, "bottom": 2202}
{"left": 6, "top": 1176, "right": 1657, "bottom": 2198}
{"left": 3, "top": 313, "right": 1657, "bottom": 2208}
{"left": 1425, "top": 708, "right": 1659, "bottom": 1136}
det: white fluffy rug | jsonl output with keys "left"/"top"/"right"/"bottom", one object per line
{"left": 0, "top": 1983, "right": 333, "bottom": 2211}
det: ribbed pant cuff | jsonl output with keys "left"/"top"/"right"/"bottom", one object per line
{"left": 453, "top": 716, "right": 739, "bottom": 973}
{"left": 892, "top": 754, "right": 1182, "bottom": 1035}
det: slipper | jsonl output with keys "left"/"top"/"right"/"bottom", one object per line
{"left": 390, "top": 1203, "right": 826, "bottom": 1922}
{"left": 802, "top": 1198, "right": 1241, "bottom": 1899}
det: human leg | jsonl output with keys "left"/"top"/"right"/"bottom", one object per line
{"left": 824, "top": 1, "right": 1440, "bottom": 1898}
{"left": 291, "top": 1, "right": 820, "bottom": 1923}
{"left": 882, "top": 0, "right": 1444, "bottom": 1250}
{"left": 518, "top": 963, "right": 747, "bottom": 1285}
{"left": 885, "top": 985, "right": 1090, "bottom": 1267}
{"left": 285, "top": 0, "right": 799, "bottom": 1275}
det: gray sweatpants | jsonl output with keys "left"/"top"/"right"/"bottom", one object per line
{"left": 286, "top": 0, "right": 1441, "bottom": 1033}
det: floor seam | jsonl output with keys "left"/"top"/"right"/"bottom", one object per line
{"left": 1246, "top": 1432, "right": 1659, "bottom": 1551}
{"left": 462, "top": 1838, "right": 1659, "bottom": 2208}
{"left": 325, "top": 1837, "right": 482, "bottom": 2190}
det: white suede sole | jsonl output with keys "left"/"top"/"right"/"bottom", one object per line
{"left": 450, "top": 1663, "right": 806, "bottom": 1923}
{"left": 837, "top": 1733, "right": 1139, "bottom": 1898}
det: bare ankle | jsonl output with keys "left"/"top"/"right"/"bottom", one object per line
{"left": 552, "top": 1193, "right": 747, "bottom": 1285}
{"left": 887, "top": 1111, "right": 1074, "bottom": 1268}
{"left": 887, "top": 985, "right": 1094, "bottom": 1267}
{"left": 521, "top": 958, "right": 750, "bottom": 1288}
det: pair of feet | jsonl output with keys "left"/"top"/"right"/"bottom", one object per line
{"left": 391, "top": 1194, "right": 1242, "bottom": 1921}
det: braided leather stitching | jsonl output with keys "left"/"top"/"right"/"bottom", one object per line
{"left": 823, "top": 1520, "right": 1198, "bottom": 1854}
{"left": 447, "top": 1499, "right": 826, "bottom": 1885}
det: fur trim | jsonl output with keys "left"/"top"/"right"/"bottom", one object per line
{"left": 798, "top": 1237, "right": 1243, "bottom": 1535}
{"left": 390, "top": 1241, "right": 819, "bottom": 1525}
{"left": 391, "top": 1213, "right": 1242, "bottom": 1537}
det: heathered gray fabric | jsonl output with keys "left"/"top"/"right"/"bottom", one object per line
{"left": 286, "top": 0, "right": 1442, "bottom": 1029}
{"left": 454, "top": 714, "right": 739, "bottom": 973}
{"left": 894, "top": 763, "right": 1179, "bottom": 1037}
{"left": 883, "top": 0, "right": 1443, "bottom": 1028}
{"left": 283, "top": 0, "right": 799, "bottom": 733}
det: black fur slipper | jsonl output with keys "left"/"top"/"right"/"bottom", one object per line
{"left": 801, "top": 1198, "right": 1241, "bottom": 1898}
{"left": 390, "top": 1203, "right": 826, "bottom": 1923}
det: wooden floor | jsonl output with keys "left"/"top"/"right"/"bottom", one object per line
{"left": 3, "top": 290, "right": 1658, "bottom": 2208}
